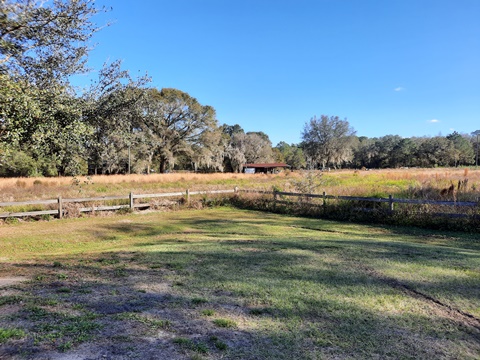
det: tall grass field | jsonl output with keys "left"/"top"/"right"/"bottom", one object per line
{"left": 1, "top": 168, "right": 479, "bottom": 203}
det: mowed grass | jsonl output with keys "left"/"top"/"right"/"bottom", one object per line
{"left": 1, "top": 207, "right": 479, "bottom": 359}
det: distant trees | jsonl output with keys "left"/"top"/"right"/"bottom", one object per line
{"left": 222, "top": 126, "right": 274, "bottom": 172}
{"left": 302, "top": 115, "right": 356, "bottom": 169}
{"left": 350, "top": 132, "right": 475, "bottom": 169}
{"left": 275, "top": 142, "right": 305, "bottom": 170}
{"left": 447, "top": 132, "right": 475, "bottom": 167}
{"left": 135, "top": 88, "right": 217, "bottom": 173}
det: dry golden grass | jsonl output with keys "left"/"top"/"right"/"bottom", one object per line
{"left": 1, "top": 168, "right": 479, "bottom": 203}
{"left": 0, "top": 172, "right": 300, "bottom": 202}
{"left": 0, "top": 173, "right": 250, "bottom": 189}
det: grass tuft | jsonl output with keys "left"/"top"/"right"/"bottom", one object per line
{"left": 212, "top": 318, "right": 237, "bottom": 328}
{"left": 0, "top": 328, "right": 26, "bottom": 343}
{"left": 191, "top": 297, "right": 208, "bottom": 305}
{"left": 173, "top": 337, "right": 209, "bottom": 353}
{"left": 201, "top": 309, "right": 215, "bottom": 316}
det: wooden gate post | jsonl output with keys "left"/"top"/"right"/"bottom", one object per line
{"left": 186, "top": 189, "right": 190, "bottom": 205}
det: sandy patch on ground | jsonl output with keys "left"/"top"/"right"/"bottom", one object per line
{"left": 0, "top": 277, "right": 28, "bottom": 288}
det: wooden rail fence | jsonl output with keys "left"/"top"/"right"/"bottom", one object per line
{"left": 1, "top": 188, "right": 478, "bottom": 220}
{"left": 238, "top": 190, "right": 479, "bottom": 219}
{"left": 0, "top": 189, "right": 237, "bottom": 219}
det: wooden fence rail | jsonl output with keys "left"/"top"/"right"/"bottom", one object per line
{"left": 238, "top": 189, "right": 479, "bottom": 218}
{"left": 1, "top": 187, "right": 478, "bottom": 220}
{"left": 0, "top": 188, "right": 238, "bottom": 219}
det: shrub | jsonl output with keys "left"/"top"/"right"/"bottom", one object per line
{"left": 116, "top": 207, "right": 133, "bottom": 215}
{"left": 231, "top": 192, "right": 480, "bottom": 232}
{"left": 5, "top": 217, "right": 19, "bottom": 224}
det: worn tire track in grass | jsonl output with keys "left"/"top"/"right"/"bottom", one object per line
{"left": 293, "top": 225, "right": 480, "bottom": 335}
{"left": 356, "top": 263, "right": 480, "bottom": 335}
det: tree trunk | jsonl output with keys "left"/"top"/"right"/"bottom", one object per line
{"left": 159, "top": 157, "right": 167, "bottom": 173}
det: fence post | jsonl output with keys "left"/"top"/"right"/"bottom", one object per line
{"left": 389, "top": 194, "right": 394, "bottom": 213}
{"left": 129, "top": 192, "right": 134, "bottom": 209}
{"left": 58, "top": 196, "right": 63, "bottom": 219}
{"left": 323, "top": 192, "right": 327, "bottom": 214}
{"left": 273, "top": 190, "right": 278, "bottom": 210}
{"left": 186, "top": 189, "right": 190, "bottom": 205}
{"left": 234, "top": 186, "right": 238, "bottom": 193}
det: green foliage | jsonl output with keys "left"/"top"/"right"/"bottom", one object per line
{"left": 447, "top": 131, "right": 475, "bottom": 166}
{"left": 40, "top": 214, "right": 52, "bottom": 221}
{"left": 352, "top": 133, "right": 475, "bottom": 169}
{"left": 275, "top": 141, "right": 306, "bottom": 169}
{"left": 4, "top": 216, "right": 19, "bottom": 224}
{"left": 0, "top": 328, "right": 25, "bottom": 343}
{"left": 0, "top": 149, "right": 37, "bottom": 177}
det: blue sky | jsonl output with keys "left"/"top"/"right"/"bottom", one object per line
{"left": 78, "top": 0, "right": 480, "bottom": 146}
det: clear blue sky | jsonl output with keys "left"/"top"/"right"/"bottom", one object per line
{"left": 79, "top": 0, "right": 480, "bottom": 146}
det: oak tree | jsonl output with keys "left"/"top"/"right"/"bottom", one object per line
{"left": 302, "top": 115, "right": 356, "bottom": 169}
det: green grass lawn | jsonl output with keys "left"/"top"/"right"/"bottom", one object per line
{"left": 1, "top": 207, "right": 479, "bottom": 359}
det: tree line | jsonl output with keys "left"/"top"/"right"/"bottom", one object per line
{"left": 299, "top": 115, "right": 479, "bottom": 170}
{"left": 0, "top": 1, "right": 478, "bottom": 177}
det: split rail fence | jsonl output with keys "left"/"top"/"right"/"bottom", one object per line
{"left": 238, "top": 190, "right": 480, "bottom": 219}
{"left": 1, "top": 188, "right": 478, "bottom": 220}
{"left": 0, "top": 189, "right": 237, "bottom": 219}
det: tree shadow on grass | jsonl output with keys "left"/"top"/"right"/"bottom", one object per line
{"left": 2, "top": 242, "right": 479, "bottom": 359}
{"left": 2, "top": 209, "right": 480, "bottom": 359}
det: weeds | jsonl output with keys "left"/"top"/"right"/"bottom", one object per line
{"left": 0, "top": 328, "right": 25, "bottom": 343}
{"left": 191, "top": 297, "right": 208, "bottom": 305}
{"left": 249, "top": 307, "right": 271, "bottom": 316}
{"left": 209, "top": 336, "right": 228, "bottom": 350}
{"left": 27, "top": 310, "right": 101, "bottom": 350}
{"left": 116, "top": 206, "right": 133, "bottom": 215}
{"left": 173, "top": 337, "right": 209, "bottom": 354}
{"left": 212, "top": 318, "right": 237, "bottom": 328}
{"left": 201, "top": 309, "right": 215, "bottom": 316}
{"left": 233, "top": 191, "right": 480, "bottom": 232}
{"left": 40, "top": 214, "right": 52, "bottom": 221}
{"left": 5, "top": 216, "right": 19, "bottom": 224}
{"left": 115, "top": 312, "right": 171, "bottom": 329}
{"left": 0, "top": 295, "right": 23, "bottom": 306}
{"left": 291, "top": 170, "right": 324, "bottom": 194}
